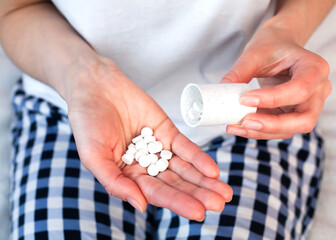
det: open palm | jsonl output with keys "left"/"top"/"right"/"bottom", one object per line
{"left": 66, "top": 61, "right": 232, "bottom": 221}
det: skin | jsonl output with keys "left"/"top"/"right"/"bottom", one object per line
{"left": 0, "top": 0, "right": 232, "bottom": 221}
{"left": 0, "top": 0, "right": 334, "bottom": 220}
{"left": 223, "top": 0, "right": 334, "bottom": 139}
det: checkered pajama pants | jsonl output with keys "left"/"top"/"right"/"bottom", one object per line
{"left": 10, "top": 81, "right": 324, "bottom": 239}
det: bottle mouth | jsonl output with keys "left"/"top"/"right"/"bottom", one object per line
{"left": 181, "top": 82, "right": 258, "bottom": 127}
{"left": 180, "top": 83, "right": 204, "bottom": 127}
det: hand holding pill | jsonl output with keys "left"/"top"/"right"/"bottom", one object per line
{"left": 67, "top": 63, "right": 233, "bottom": 221}
{"left": 122, "top": 127, "right": 173, "bottom": 176}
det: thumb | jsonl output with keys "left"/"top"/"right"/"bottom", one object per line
{"left": 221, "top": 52, "right": 261, "bottom": 84}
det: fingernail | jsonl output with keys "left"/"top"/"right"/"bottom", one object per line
{"left": 240, "top": 96, "right": 259, "bottom": 106}
{"left": 225, "top": 188, "right": 233, "bottom": 202}
{"left": 226, "top": 193, "right": 233, "bottom": 203}
{"left": 214, "top": 203, "right": 225, "bottom": 213}
{"left": 198, "top": 215, "right": 205, "bottom": 222}
{"left": 127, "top": 197, "right": 143, "bottom": 213}
{"left": 242, "top": 120, "right": 263, "bottom": 131}
{"left": 228, "top": 127, "right": 246, "bottom": 136}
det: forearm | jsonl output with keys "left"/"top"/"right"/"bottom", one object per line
{"left": 0, "top": 0, "right": 100, "bottom": 100}
{"left": 264, "top": 0, "right": 335, "bottom": 46}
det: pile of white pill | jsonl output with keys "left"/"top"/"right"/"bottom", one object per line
{"left": 121, "top": 127, "right": 173, "bottom": 176}
{"left": 187, "top": 102, "right": 203, "bottom": 121}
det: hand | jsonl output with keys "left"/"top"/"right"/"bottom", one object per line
{"left": 66, "top": 58, "right": 233, "bottom": 221}
{"left": 222, "top": 26, "right": 332, "bottom": 139}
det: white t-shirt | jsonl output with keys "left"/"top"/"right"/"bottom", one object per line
{"left": 23, "top": 0, "right": 275, "bottom": 145}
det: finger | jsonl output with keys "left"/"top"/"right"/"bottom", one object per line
{"left": 241, "top": 112, "right": 317, "bottom": 136}
{"left": 221, "top": 51, "right": 261, "bottom": 84}
{"left": 135, "top": 174, "right": 205, "bottom": 221}
{"left": 227, "top": 125, "right": 293, "bottom": 140}
{"left": 240, "top": 55, "right": 330, "bottom": 108}
{"left": 168, "top": 156, "right": 233, "bottom": 202}
{"left": 171, "top": 133, "right": 220, "bottom": 179}
{"left": 83, "top": 157, "right": 147, "bottom": 212}
{"left": 240, "top": 80, "right": 331, "bottom": 134}
{"left": 152, "top": 118, "right": 220, "bottom": 179}
{"left": 156, "top": 169, "right": 226, "bottom": 212}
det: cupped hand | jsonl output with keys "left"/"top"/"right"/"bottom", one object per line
{"left": 222, "top": 26, "right": 332, "bottom": 139}
{"left": 65, "top": 58, "right": 233, "bottom": 221}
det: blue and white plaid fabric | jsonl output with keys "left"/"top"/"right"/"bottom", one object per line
{"left": 10, "top": 80, "right": 324, "bottom": 239}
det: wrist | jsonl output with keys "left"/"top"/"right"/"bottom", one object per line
{"left": 263, "top": 0, "right": 335, "bottom": 47}
{"left": 57, "top": 53, "right": 119, "bottom": 106}
{"left": 261, "top": 16, "right": 305, "bottom": 47}
{"left": 54, "top": 52, "right": 117, "bottom": 101}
